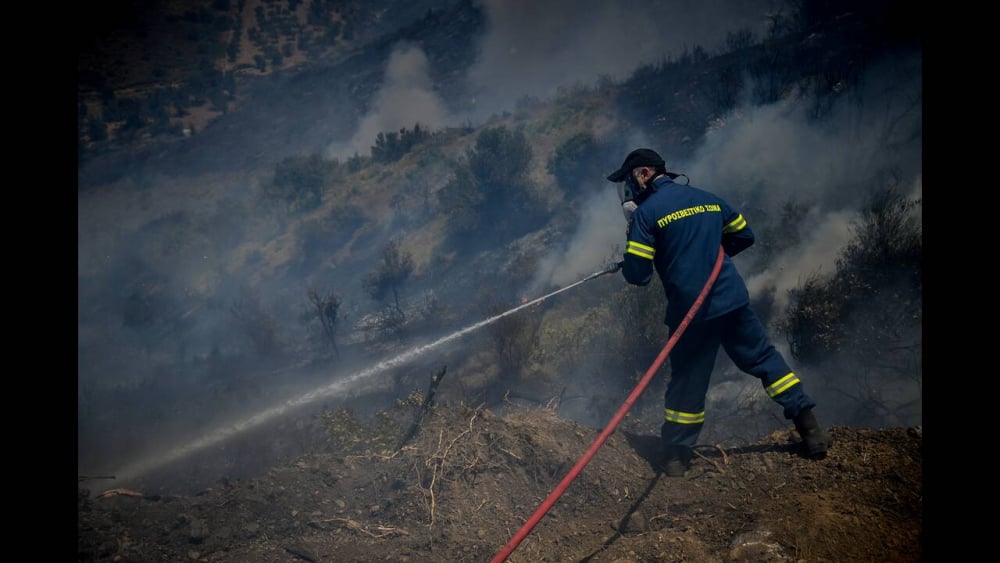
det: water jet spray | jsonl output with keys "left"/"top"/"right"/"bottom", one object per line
{"left": 107, "top": 263, "right": 622, "bottom": 486}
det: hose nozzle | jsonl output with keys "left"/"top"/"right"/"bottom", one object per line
{"left": 604, "top": 260, "right": 624, "bottom": 274}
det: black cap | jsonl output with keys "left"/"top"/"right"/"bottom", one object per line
{"left": 606, "top": 148, "right": 666, "bottom": 182}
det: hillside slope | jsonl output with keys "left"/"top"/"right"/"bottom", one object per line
{"left": 78, "top": 403, "right": 922, "bottom": 562}
{"left": 77, "top": 3, "right": 923, "bottom": 561}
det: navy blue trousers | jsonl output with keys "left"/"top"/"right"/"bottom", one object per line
{"left": 661, "top": 304, "right": 816, "bottom": 449}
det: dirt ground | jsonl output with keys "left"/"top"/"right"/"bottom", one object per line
{"left": 77, "top": 397, "right": 922, "bottom": 563}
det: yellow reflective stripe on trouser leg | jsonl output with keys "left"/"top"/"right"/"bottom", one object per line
{"left": 766, "top": 372, "right": 800, "bottom": 397}
{"left": 664, "top": 408, "right": 706, "bottom": 424}
{"left": 626, "top": 241, "right": 655, "bottom": 260}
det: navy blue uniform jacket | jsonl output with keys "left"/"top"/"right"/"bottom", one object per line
{"left": 622, "top": 175, "right": 755, "bottom": 327}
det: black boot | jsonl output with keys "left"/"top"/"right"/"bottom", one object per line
{"left": 661, "top": 445, "right": 692, "bottom": 477}
{"left": 793, "top": 408, "right": 832, "bottom": 459}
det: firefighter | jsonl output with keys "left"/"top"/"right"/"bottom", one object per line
{"left": 606, "top": 148, "right": 832, "bottom": 476}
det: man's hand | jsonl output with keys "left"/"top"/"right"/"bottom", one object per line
{"left": 605, "top": 260, "right": 624, "bottom": 274}
{"left": 622, "top": 201, "right": 638, "bottom": 223}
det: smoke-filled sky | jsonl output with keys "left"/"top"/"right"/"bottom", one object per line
{"left": 330, "top": 0, "right": 776, "bottom": 157}
{"left": 466, "top": 0, "right": 773, "bottom": 114}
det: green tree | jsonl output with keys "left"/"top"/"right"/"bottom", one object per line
{"left": 267, "top": 153, "right": 337, "bottom": 213}
{"left": 725, "top": 27, "right": 756, "bottom": 52}
{"left": 438, "top": 125, "right": 540, "bottom": 241}
{"left": 439, "top": 164, "right": 481, "bottom": 233}
{"left": 467, "top": 126, "right": 532, "bottom": 195}
{"left": 371, "top": 124, "right": 430, "bottom": 163}
{"left": 546, "top": 132, "right": 608, "bottom": 188}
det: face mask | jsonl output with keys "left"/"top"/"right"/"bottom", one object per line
{"left": 619, "top": 173, "right": 643, "bottom": 223}
{"left": 622, "top": 173, "right": 642, "bottom": 203}
{"left": 616, "top": 177, "right": 631, "bottom": 204}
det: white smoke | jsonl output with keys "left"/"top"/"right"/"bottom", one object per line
{"left": 464, "top": 0, "right": 773, "bottom": 118}
{"left": 684, "top": 52, "right": 922, "bottom": 213}
{"left": 743, "top": 208, "right": 857, "bottom": 313}
{"left": 328, "top": 44, "right": 452, "bottom": 159}
{"left": 534, "top": 50, "right": 921, "bottom": 319}
{"left": 527, "top": 183, "right": 625, "bottom": 294}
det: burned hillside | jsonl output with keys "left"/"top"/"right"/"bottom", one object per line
{"left": 78, "top": 401, "right": 922, "bottom": 562}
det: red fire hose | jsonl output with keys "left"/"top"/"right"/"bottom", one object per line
{"left": 491, "top": 245, "right": 726, "bottom": 562}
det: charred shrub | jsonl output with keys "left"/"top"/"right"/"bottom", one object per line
{"left": 363, "top": 239, "right": 415, "bottom": 322}
{"left": 782, "top": 186, "right": 921, "bottom": 366}
{"left": 605, "top": 281, "right": 670, "bottom": 397}
{"left": 485, "top": 299, "right": 541, "bottom": 379}
{"left": 230, "top": 286, "right": 284, "bottom": 357}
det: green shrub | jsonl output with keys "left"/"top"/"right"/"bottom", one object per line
{"left": 371, "top": 124, "right": 430, "bottom": 163}
{"left": 546, "top": 132, "right": 609, "bottom": 188}
{"left": 266, "top": 153, "right": 338, "bottom": 213}
{"left": 438, "top": 126, "right": 541, "bottom": 242}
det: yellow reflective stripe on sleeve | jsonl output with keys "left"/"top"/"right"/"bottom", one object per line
{"left": 626, "top": 241, "right": 655, "bottom": 260}
{"left": 664, "top": 408, "right": 706, "bottom": 424}
{"left": 766, "top": 372, "right": 801, "bottom": 397}
{"left": 724, "top": 214, "right": 747, "bottom": 233}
